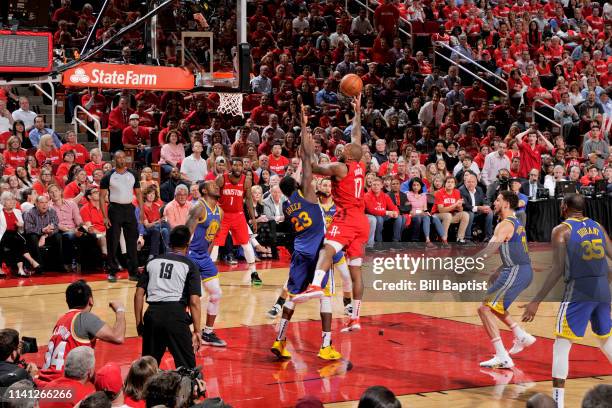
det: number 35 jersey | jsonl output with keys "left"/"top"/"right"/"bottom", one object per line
{"left": 283, "top": 190, "right": 325, "bottom": 256}
{"left": 562, "top": 217, "right": 610, "bottom": 302}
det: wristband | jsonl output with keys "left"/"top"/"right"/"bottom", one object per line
{"left": 116, "top": 308, "right": 125, "bottom": 313}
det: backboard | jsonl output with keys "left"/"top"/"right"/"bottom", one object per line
{"left": 179, "top": 0, "right": 250, "bottom": 93}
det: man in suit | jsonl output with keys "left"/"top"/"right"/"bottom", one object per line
{"left": 520, "top": 169, "right": 543, "bottom": 200}
{"left": 459, "top": 172, "right": 494, "bottom": 242}
{"left": 262, "top": 185, "right": 289, "bottom": 259}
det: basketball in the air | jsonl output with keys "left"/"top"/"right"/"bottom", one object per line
{"left": 339, "top": 74, "right": 363, "bottom": 97}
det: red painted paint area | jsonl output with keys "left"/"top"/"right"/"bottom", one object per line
{"left": 28, "top": 312, "right": 612, "bottom": 407}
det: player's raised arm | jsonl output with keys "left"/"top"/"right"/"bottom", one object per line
{"left": 521, "top": 224, "right": 569, "bottom": 321}
{"left": 299, "top": 105, "right": 318, "bottom": 203}
{"left": 350, "top": 94, "right": 362, "bottom": 146}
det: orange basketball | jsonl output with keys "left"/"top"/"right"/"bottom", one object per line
{"left": 339, "top": 74, "right": 363, "bottom": 97}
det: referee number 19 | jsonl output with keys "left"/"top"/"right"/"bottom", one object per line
{"left": 159, "top": 262, "right": 174, "bottom": 279}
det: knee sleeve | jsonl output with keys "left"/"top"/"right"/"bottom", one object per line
{"left": 204, "top": 279, "right": 222, "bottom": 315}
{"left": 348, "top": 258, "right": 362, "bottom": 267}
{"left": 242, "top": 244, "right": 256, "bottom": 264}
{"left": 599, "top": 336, "right": 612, "bottom": 363}
{"left": 335, "top": 260, "right": 352, "bottom": 292}
{"left": 210, "top": 246, "right": 219, "bottom": 262}
{"left": 552, "top": 337, "right": 572, "bottom": 379}
{"left": 320, "top": 296, "right": 332, "bottom": 314}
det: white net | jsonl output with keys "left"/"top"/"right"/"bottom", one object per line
{"left": 217, "top": 92, "right": 244, "bottom": 117}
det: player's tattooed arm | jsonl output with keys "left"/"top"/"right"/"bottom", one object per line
{"left": 521, "top": 224, "right": 569, "bottom": 321}
{"left": 186, "top": 201, "right": 204, "bottom": 235}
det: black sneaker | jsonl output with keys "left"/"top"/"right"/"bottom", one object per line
{"left": 226, "top": 254, "right": 238, "bottom": 265}
{"left": 251, "top": 271, "right": 262, "bottom": 286}
{"left": 267, "top": 304, "right": 282, "bottom": 318}
{"left": 107, "top": 274, "right": 117, "bottom": 283}
{"left": 201, "top": 331, "right": 227, "bottom": 347}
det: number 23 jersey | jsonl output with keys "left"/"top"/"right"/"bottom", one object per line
{"left": 283, "top": 191, "right": 325, "bottom": 256}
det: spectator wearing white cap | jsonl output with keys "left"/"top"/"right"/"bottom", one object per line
{"left": 122, "top": 113, "right": 151, "bottom": 167}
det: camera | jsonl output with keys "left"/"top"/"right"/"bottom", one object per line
{"left": 498, "top": 175, "right": 510, "bottom": 192}
{"left": 175, "top": 366, "right": 206, "bottom": 398}
{"left": 19, "top": 337, "right": 37, "bottom": 355}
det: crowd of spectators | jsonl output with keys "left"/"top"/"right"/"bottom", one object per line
{"left": 2, "top": 0, "right": 612, "bottom": 275}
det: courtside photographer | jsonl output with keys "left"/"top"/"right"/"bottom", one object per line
{"left": 0, "top": 329, "right": 39, "bottom": 388}
{"left": 144, "top": 369, "right": 207, "bottom": 408}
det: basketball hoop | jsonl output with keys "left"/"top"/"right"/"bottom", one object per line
{"left": 217, "top": 92, "right": 244, "bottom": 117}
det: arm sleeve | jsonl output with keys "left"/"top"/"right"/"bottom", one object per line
{"left": 73, "top": 312, "right": 106, "bottom": 340}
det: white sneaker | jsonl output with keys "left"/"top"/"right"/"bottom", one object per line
{"left": 508, "top": 334, "right": 536, "bottom": 355}
{"left": 344, "top": 304, "right": 353, "bottom": 316}
{"left": 267, "top": 304, "right": 282, "bottom": 319}
{"left": 479, "top": 355, "right": 514, "bottom": 369}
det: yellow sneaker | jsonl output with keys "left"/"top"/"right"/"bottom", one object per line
{"left": 317, "top": 345, "right": 342, "bottom": 361}
{"left": 271, "top": 340, "right": 292, "bottom": 359}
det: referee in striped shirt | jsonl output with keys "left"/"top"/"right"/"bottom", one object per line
{"left": 134, "top": 225, "right": 202, "bottom": 369}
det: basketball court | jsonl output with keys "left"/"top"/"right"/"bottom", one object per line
{"left": 1, "top": 244, "right": 610, "bottom": 407}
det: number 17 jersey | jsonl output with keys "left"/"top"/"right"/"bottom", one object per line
{"left": 332, "top": 161, "right": 365, "bottom": 211}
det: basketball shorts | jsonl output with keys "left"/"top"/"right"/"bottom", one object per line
{"left": 485, "top": 264, "right": 533, "bottom": 314}
{"left": 555, "top": 301, "right": 612, "bottom": 340}
{"left": 325, "top": 209, "right": 369, "bottom": 259}
{"left": 188, "top": 250, "right": 218, "bottom": 282}
{"left": 213, "top": 211, "right": 250, "bottom": 246}
{"left": 287, "top": 251, "right": 333, "bottom": 296}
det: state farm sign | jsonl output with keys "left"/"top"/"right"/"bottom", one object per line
{"left": 62, "top": 62, "right": 194, "bottom": 91}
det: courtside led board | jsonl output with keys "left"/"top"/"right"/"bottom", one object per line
{"left": 62, "top": 62, "right": 194, "bottom": 91}
{"left": 0, "top": 31, "right": 53, "bottom": 73}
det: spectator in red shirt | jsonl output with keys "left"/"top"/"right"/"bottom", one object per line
{"left": 580, "top": 165, "right": 603, "bottom": 186}
{"left": 3, "top": 136, "right": 27, "bottom": 168}
{"left": 365, "top": 177, "right": 403, "bottom": 247}
{"left": 64, "top": 169, "right": 90, "bottom": 201}
{"left": 35, "top": 134, "right": 61, "bottom": 166}
{"left": 432, "top": 176, "right": 470, "bottom": 245}
{"left": 108, "top": 96, "right": 134, "bottom": 153}
{"left": 122, "top": 114, "right": 151, "bottom": 166}
{"left": 140, "top": 185, "right": 168, "bottom": 259}
{"left": 83, "top": 148, "right": 105, "bottom": 176}
{"left": 52, "top": 0, "right": 79, "bottom": 23}
{"left": 80, "top": 187, "right": 108, "bottom": 259}
{"left": 464, "top": 81, "right": 488, "bottom": 107}
{"left": 374, "top": 0, "right": 400, "bottom": 42}
{"left": 258, "top": 129, "right": 276, "bottom": 156}
{"left": 60, "top": 130, "right": 89, "bottom": 165}
{"left": 361, "top": 62, "right": 383, "bottom": 86}
{"left": 516, "top": 127, "right": 554, "bottom": 178}
{"left": 250, "top": 95, "right": 276, "bottom": 126}
{"left": 185, "top": 101, "right": 208, "bottom": 131}
{"left": 268, "top": 142, "right": 289, "bottom": 175}
{"left": 81, "top": 88, "right": 108, "bottom": 128}
{"left": 39, "top": 346, "right": 96, "bottom": 408}
{"left": 293, "top": 65, "right": 318, "bottom": 90}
